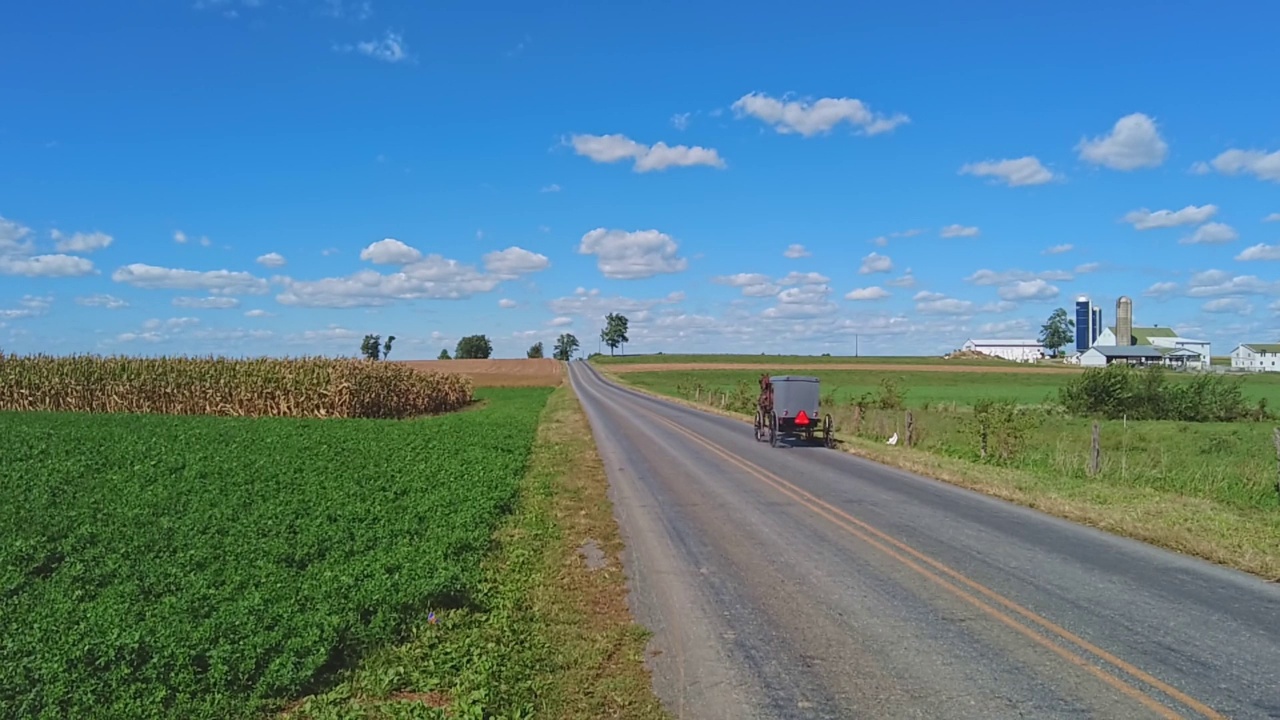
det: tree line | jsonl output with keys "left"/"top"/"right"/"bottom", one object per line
{"left": 357, "top": 312, "right": 630, "bottom": 362}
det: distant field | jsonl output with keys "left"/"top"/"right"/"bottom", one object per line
{"left": 591, "top": 353, "right": 1069, "bottom": 369}
{"left": 0, "top": 387, "right": 552, "bottom": 719}
{"left": 401, "top": 358, "right": 564, "bottom": 387}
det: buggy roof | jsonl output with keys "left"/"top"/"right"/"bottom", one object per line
{"left": 769, "top": 375, "right": 819, "bottom": 383}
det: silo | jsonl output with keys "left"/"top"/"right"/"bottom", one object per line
{"left": 1116, "top": 296, "right": 1133, "bottom": 346}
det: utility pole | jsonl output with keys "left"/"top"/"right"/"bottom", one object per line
{"left": 855, "top": 334, "right": 859, "bottom": 357}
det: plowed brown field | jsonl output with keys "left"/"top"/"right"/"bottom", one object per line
{"left": 399, "top": 358, "right": 565, "bottom": 387}
{"left": 603, "top": 362, "right": 1082, "bottom": 375}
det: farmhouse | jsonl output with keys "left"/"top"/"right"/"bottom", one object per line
{"left": 960, "top": 338, "right": 1046, "bottom": 363}
{"left": 1230, "top": 343, "right": 1280, "bottom": 372}
{"left": 1092, "top": 325, "right": 1211, "bottom": 370}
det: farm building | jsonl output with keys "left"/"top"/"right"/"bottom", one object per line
{"left": 1093, "top": 325, "right": 1211, "bottom": 370}
{"left": 960, "top": 338, "right": 1046, "bottom": 363}
{"left": 1230, "top": 343, "right": 1280, "bottom": 372}
{"left": 1079, "top": 344, "right": 1203, "bottom": 369}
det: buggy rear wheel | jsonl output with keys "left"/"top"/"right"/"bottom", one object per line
{"left": 823, "top": 414, "right": 835, "bottom": 448}
{"left": 769, "top": 412, "right": 780, "bottom": 447}
{"left": 754, "top": 409, "right": 764, "bottom": 441}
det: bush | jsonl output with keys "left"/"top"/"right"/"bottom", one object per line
{"left": 1058, "top": 364, "right": 1250, "bottom": 422}
{"left": 963, "top": 398, "right": 1042, "bottom": 462}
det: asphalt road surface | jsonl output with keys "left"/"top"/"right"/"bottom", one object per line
{"left": 569, "top": 361, "right": 1280, "bottom": 720}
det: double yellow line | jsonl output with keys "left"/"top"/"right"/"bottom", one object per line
{"left": 627, "top": 398, "right": 1224, "bottom": 720}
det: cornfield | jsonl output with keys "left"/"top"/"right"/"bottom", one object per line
{"left": 0, "top": 353, "right": 473, "bottom": 419}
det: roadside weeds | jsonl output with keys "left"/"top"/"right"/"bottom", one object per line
{"left": 279, "top": 385, "right": 669, "bottom": 719}
{"left": 602, "top": 370, "right": 1280, "bottom": 583}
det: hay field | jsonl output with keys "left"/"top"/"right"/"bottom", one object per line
{"left": 401, "top": 358, "right": 565, "bottom": 387}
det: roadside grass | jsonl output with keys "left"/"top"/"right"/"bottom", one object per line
{"left": 605, "top": 370, "right": 1280, "bottom": 582}
{"left": 590, "top": 353, "right": 1056, "bottom": 368}
{"left": 622, "top": 368, "right": 1280, "bottom": 412}
{"left": 282, "top": 385, "right": 669, "bottom": 720}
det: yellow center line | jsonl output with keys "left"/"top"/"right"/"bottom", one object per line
{"left": 626, "top": 399, "right": 1225, "bottom": 720}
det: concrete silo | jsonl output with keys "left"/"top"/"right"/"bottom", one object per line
{"left": 1116, "top": 295, "right": 1133, "bottom": 346}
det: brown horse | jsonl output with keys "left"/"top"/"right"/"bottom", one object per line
{"left": 757, "top": 373, "right": 774, "bottom": 415}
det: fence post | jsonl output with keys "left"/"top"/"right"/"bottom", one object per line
{"left": 906, "top": 411, "right": 914, "bottom": 448}
{"left": 1273, "top": 428, "right": 1280, "bottom": 502}
{"left": 979, "top": 420, "right": 988, "bottom": 460}
{"left": 1090, "top": 421, "right": 1102, "bottom": 477}
{"left": 853, "top": 406, "right": 863, "bottom": 435}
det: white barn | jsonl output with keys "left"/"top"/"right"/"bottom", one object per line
{"left": 1093, "top": 325, "right": 1211, "bottom": 370}
{"left": 960, "top": 338, "right": 1046, "bottom": 363}
{"left": 1230, "top": 344, "right": 1280, "bottom": 372}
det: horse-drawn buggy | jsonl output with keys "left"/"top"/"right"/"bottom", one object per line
{"left": 754, "top": 374, "right": 835, "bottom": 448}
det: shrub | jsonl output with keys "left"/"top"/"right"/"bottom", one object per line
{"left": 1058, "top": 364, "right": 1250, "bottom": 422}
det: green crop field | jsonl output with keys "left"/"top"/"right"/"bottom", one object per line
{"left": 618, "top": 368, "right": 1280, "bottom": 408}
{"left": 0, "top": 387, "right": 553, "bottom": 719}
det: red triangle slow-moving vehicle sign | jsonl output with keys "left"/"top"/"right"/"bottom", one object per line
{"left": 795, "top": 410, "right": 810, "bottom": 425}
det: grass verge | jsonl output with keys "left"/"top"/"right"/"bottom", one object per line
{"left": 603, "top": 369, "right": 1280, "bottom": 583}
{"left": 282, "top": 385, "right": 669, "bottom": 719}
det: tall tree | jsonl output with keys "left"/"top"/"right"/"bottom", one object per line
{"left": 527, "top": 341, "right": 544, "bottom": 359}
{"left": 360, "top": 334, "right": 382, "bottom": 360}
{"left": 455, "top": 334, "right": 493, "bottom": 359}
{"left": 382, "top": 335, "right": 396, "bottom": 360}
{"left": 438, "top": 348, "right": 452, "bottom": 360}
{"left": 553, "top": 333, "right": 580, "bottom": 361}
{"left": 1039, "top": 308, "right": 1075, "bottom": 356}
{"left": 600, "top": 313, "right": 630, "bottom": 356}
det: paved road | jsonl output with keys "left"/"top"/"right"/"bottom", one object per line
{"left": 569, "top": 361, "right": 1280, "bottom": 720}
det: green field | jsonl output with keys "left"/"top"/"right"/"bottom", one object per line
{"left": 0, "top": 387, "right": 553, "bottom": 719}
{"left": 591, "top": 352, "right": 1069, "bottom": 368}
{"left": 619, "top": 368, "right": 1280, "bottom": 408}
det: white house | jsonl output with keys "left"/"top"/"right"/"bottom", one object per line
{"left": 1092, "top": 325, "right": 1211, "bottom": 370}
{"left": 960, "top": 338, "right": 1046, "bottom": 363}
{"left": 1230, "top": 343, "right": 1280, "bottom": 372}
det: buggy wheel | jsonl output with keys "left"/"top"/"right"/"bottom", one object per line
{"left": 753, "top": 409, "right": 764, "bottom": 441}
{"left": 769, "top": 412, "right": 780, "bottom": 447}
{"left": 823, "top": 414, "right": 835, "bottom": 448}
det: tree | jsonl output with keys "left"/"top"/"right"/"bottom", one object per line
{"left": 527, "top": 341, "right": 544, "bottom": 359}
{"left": 1039, "top": 308, "right": 1075, "bottom": 356}
{"left": 438, "top": 348, "right": 451, "bottom": 360}
{"left": 553, "top": 333, "right": 580, "bottom": 361}
{"left": 600, "top": 313, "right": 630, "bottom": 356}
{"left": 360, "top": 334, "right": 382, "bottom": 361}
{"left": 382, "top": 335, "right": 396, "bottom": 360}
{"left": 455, "top": 334, "right": 493, "bottom": 360}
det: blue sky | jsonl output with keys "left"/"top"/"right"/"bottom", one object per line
{"left": 2, "top": 0, "right": 1279, "bottom": 359}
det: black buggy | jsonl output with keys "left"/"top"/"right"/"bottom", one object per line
{"left": 753, "top": 374, "right": 834, "bottom": 448}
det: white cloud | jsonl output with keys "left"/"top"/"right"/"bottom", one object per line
{"left": 569, "top": 134, "right": 725, "bottom": 173}
{"left": 340, "top": 30, "right": 411, "bottom": 63}
{"left": 777, "top": 271, "right": 830, "bottom": 286}
{"left": 540, "top": 183, "right": 561, "bottom": 193}
{"left": 143, "top": 317, "right": 200, "bottom": 331}
{"left": 671, "top": 112, "right": 691, "bottom": 130}
{"left": 959, "top": 156, "right": 1056, "bottom": 187}
{"left": 173, "top": 229, "right": 212, "bottom": 246}
{"left": 965, "top": 268, "right": 1072, "bottom": 286}
{"left": 1180, "top": 222, "right": 1238, "bottom": 245}
{"left": 51, "top": 230, "right": 113, "bottom": 253}
{"left": 549, "top": 316, "right": 574, "bottom": 327}
{"left": 1203, "top": 298, "right": 1253, "bottom": 315}
{"left": 980, "top": 300, "right": 1019, "bottom": 313}
{"left": 1144, "top": 281, "right": 1179, "bottom": 299}
{"left": 498, "top": 298, "right": 518, "bottom": 309}
{"left": 1186, "top": 270, "right": 1279, "bottom": 297}
{"left": 885, "top": 271, "right": 916, "bottom": 288}
{"left": 360, "top": 238, "right": 422, "bottom": 265}
{"left": 112, "top": 264, "right": 270, "bottom": 295}
{"left": 1122, "top": 204, "right": 1218, "bottom": 230}
{"left": 577, "top": 228, "right": 688, "bottom": 279}
{"left": 0, "top": 215, "right": 34, "bottom": 253}
{"left": 0, "top": 295, "right": 52, "bottom": 320}
{"left": 916, "top": 297, "right": 974, "bottom": 315}
{"left": 763, "top": 282, "right": 838, "bottom": 319}
{"left": 1204, "top": 148, "right": 1280, "bottom": 182}
{"left": 0, "top": 254, "right": 96, "bottom": 277}
{"left": 76, "top": 294, "right": 128, "bottom": 309}
{"left": 284, "top": 325, "right": 361, "bottom": 346}
{"left": 783, "top": 243, "right": 810, "bottom": 258}
{"left": 845, "top": 286, "right": 889, "bottom": 301}
{"left": 913, "top": 290, "right": 945, "bottom": 301}
{"left": 713, "top": 272, "right": 779, "bottom": 297}
{"left": 859, "top": 252, "right": 893, "bottom": 274}
{"left": 256, "top": 252, "right": 287, "bottom": 268}
{"left": 482, "top": 246, "right": 550, "bottom": 278}
{"left": 1044, "top": 243, "right": 1073, "bottom": 255}
{"left": 547, "top": 286, "right": 683, "bottom": 320}
{"left": 978, "top": 319, "right": 1032, "bottom": 335}
{"left": 244, "top": 309, "right": 273, "bottom": 318}
{"left": 730, "top": 92, "right": 909, "bottom": 137}
{"left": 1236, "top": 244, "right": 1280, "bottom": 261}
{"left": 173, "top": 296, "right": 240, "bottom": 309}
{"left": 1075, "top": 262, "right": 1101, "bottom": 274}
{"left": 1075, "top": 113, "right": 1168, "bottom": 170}
{"left": 940, "top": 224, "right": 980, "bottom": 238}
{"left": 998, "top": 279, "right": 1059, "bottom": 301}
{"left": 276, "top": 254, "right": 500, "bottom": 307}
{"left": 1264, "top": 213, "right": 1280, "bottom": 222}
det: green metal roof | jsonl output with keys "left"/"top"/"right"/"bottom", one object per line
{"left": 1241, "top": 343, "right": 1280, "bottom": 353}
{"left": 1106, "top": 326, "right": 1178, "bottom": 345}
